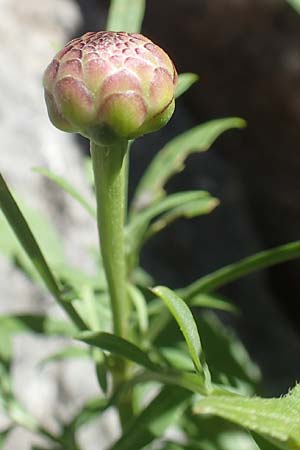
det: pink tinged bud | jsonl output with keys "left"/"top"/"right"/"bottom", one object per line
{"left": 43, "top": 31, "right": 177, "bottom": 142}
{"left": 43, "top": 59, "right": 59, "bottom": 91}
{"left": 44, "top": 91, "right": 75, "bottom": 132}
{"left": 100, "top": 70, "right": 141, "bottom": 99}
{"left": 149, "top": 68, "right": 174, "bottom": 115}
{"left": 54, "top": 77, "right": 95, "bottom": 127}
{"left": 57, "top": 59, "right": 83, "bottom": 80}
{"left": 83, "top": 58, "right": 111, "bottom": 93}
{"left": 99, "top": 93, "right": 147, "bottom": 137}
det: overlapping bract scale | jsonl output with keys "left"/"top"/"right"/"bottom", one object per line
{"left": 43, "top": 31, "right": 177, "bottom": 141}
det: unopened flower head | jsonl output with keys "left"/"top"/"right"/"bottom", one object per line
{"left": 43, "top": 31, "right": 177, "bottom": 143}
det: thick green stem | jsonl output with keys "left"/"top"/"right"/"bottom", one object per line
{"left": 91, "top": 140, "right": 129, "bottom": 338}
{"left": 90, "top": 139, "right": 133, "bottom": 427}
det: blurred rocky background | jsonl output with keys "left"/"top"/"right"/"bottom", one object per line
{"left": 1, "top": 0, "right": 300, "bottom": 448}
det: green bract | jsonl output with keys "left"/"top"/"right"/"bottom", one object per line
{"left": 43, "top": 31, "right": 177, "bottom": 143}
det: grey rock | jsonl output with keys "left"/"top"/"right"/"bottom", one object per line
{"left": 0, "top": 1, "right": 117, "bottom": 448}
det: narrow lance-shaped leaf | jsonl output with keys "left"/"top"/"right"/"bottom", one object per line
{"left": 128, "top": 283, "right": 149, "bottom": 334}
{"left": 194, "top": 384, "right": 300, "bottom": 450}
{"left": 189, "top": 294, "right": 237, "bottom": 314}
{"left": 77, "top": 331, "right": 158, "bottom": 371}
{"left": 146, "top": 196, "right": 219, "bottom": 239}
{"left": 151, "top": 286, "right": 212, "bottom": 391}
{"left": 107, "top": 0, "right": 146, "bottom": 33}
{"left": 0, "top": 174, "right": 86, "bottom": 330}
{"left": 0, "top": 202, "right": 66, "bottom": 282}
{"left": 34, "top": 167, "right": 96, "bottom": 218}
{"left": 175, "top": 73, "right": 199, "bottom": 98}
{"left": 179, "top": 241, "right": 300, "bottom": 300}
{"left": 77, "top": 331, "right": 208, "bottom": 395}
{"left": 131, "top": 117, "right": 246, "bottom": 213}
{"left": 126, "top": 191, "right": 216, "bottom": 254}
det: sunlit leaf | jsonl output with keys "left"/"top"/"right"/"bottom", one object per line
{"left": 0, "top": 174, "right": 86, "bottom": 330}
{"left": 198, "top": 313, "right": 260, "bottom": 392}
{"left": 0, "top": 203, "right": 65, "bottom": 282}
{"left": 151, "top": 286, "right": 211, "bottom": 390}
{"left": 107, "top": 0, "right": 146, "bottom": 33}
{"left": 190, "top": 294, "right": 237, "bottom": 314}
{"left": 127, "top": 191, "right": 216, "bottom": 254}
{"left": 179, "top": 241, "right": 300, "bottom": 300}
{"left": 128, "top": 284, "right": 149, "bottom": 334}
{"left": 146, "top": 196, "right": 219, "bottom": 238}
{"left": 77, "top": 331, "right": 158, "bottom": 371}
{"left": 158, "top": 347, "right": 194, "bottom": 372}
{"left": 131, "top": 118, "right": 246, "bottom": 213}
{"left": 194, "top": 385, "right": 300, "bottom": 450}
{"left": 175, "top": 73, "right": 199, "bottom": 98}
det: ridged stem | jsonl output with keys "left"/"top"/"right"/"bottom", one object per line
{"left": 90, "top": 139, "right": 132, "bottom": 427}
{"left": 90, "top": 139, "right": 128, "bottom": 337}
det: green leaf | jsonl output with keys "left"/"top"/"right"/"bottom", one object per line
{"left": 146, "top": 196, "right": 219, "bottom": 239}
{"left": 31, "top": 447, "right": 60, "bottom": 450}
{"left": 68, "top": 397, "right": 108, "bottom": 430}
{"left": 0, "top": 427, "right": 12, "bottom": 448}
{"left": 131, "top": 118, "right": 246, "bottom": 213}
{"left": 182, "top": 411, "right": 259, "bottom": 450}
{"left": 109, "top": 386, "right": 190, "bottom": 450}
{"left": 252, "top": 432, "right": 281, "bottom": 450}
{"left": 175, "top": 73, "right": 199, "bottom": 98}
{"left": 0, "top": 202, "right": 65, "bottom": 282}
{"left": 127, "top": 191, "right": 217, "bottom": 253}
{"left": 128, "top": 284, "right": 149, "bottom": 334}
{"left": 179, "top": 241, "right": 300, "bottom": 300}
{"left": 190, "top": 294, "right": 237, "bottom": 314}
{"left": 198, "top": 313, "right": 260, "bottom": 392}
{"left": 94, "top": 349, "right": 108, "bottom": 394}
{"left": 158, "top": 347, "right": 195, "bottom": 372}
{"left": 34, "top": 167, "right": 96, "bottom": 218}
{"left": 160, "top": 444, "right": 187, "bottom": 450}
{"left": 151, "top": 286, "right": 211, "bottom": 389}
{"left": 0, "top": 174, "right": 86, "bottom": 330}
{"left": 194, "top": 385, "right": 300, "bottom": 450}
{"left": 287, "top": 0, "right": 300, "bottom": 12}
{"left": 107, "top": 0, "right": 146, "bottom": 33}
{"left": 77, "top": 331, "right": 158, "bottom": 371}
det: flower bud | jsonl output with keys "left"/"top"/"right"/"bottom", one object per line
{"left": 43, "top": 31, "right": 177, "bottom": 143}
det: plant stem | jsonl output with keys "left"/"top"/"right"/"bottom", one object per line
{"left": 90, "top": 139, "right": 133, "bottom": 427}
{"left": 91, "top": 140, "right": 129, "bottom": 338}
